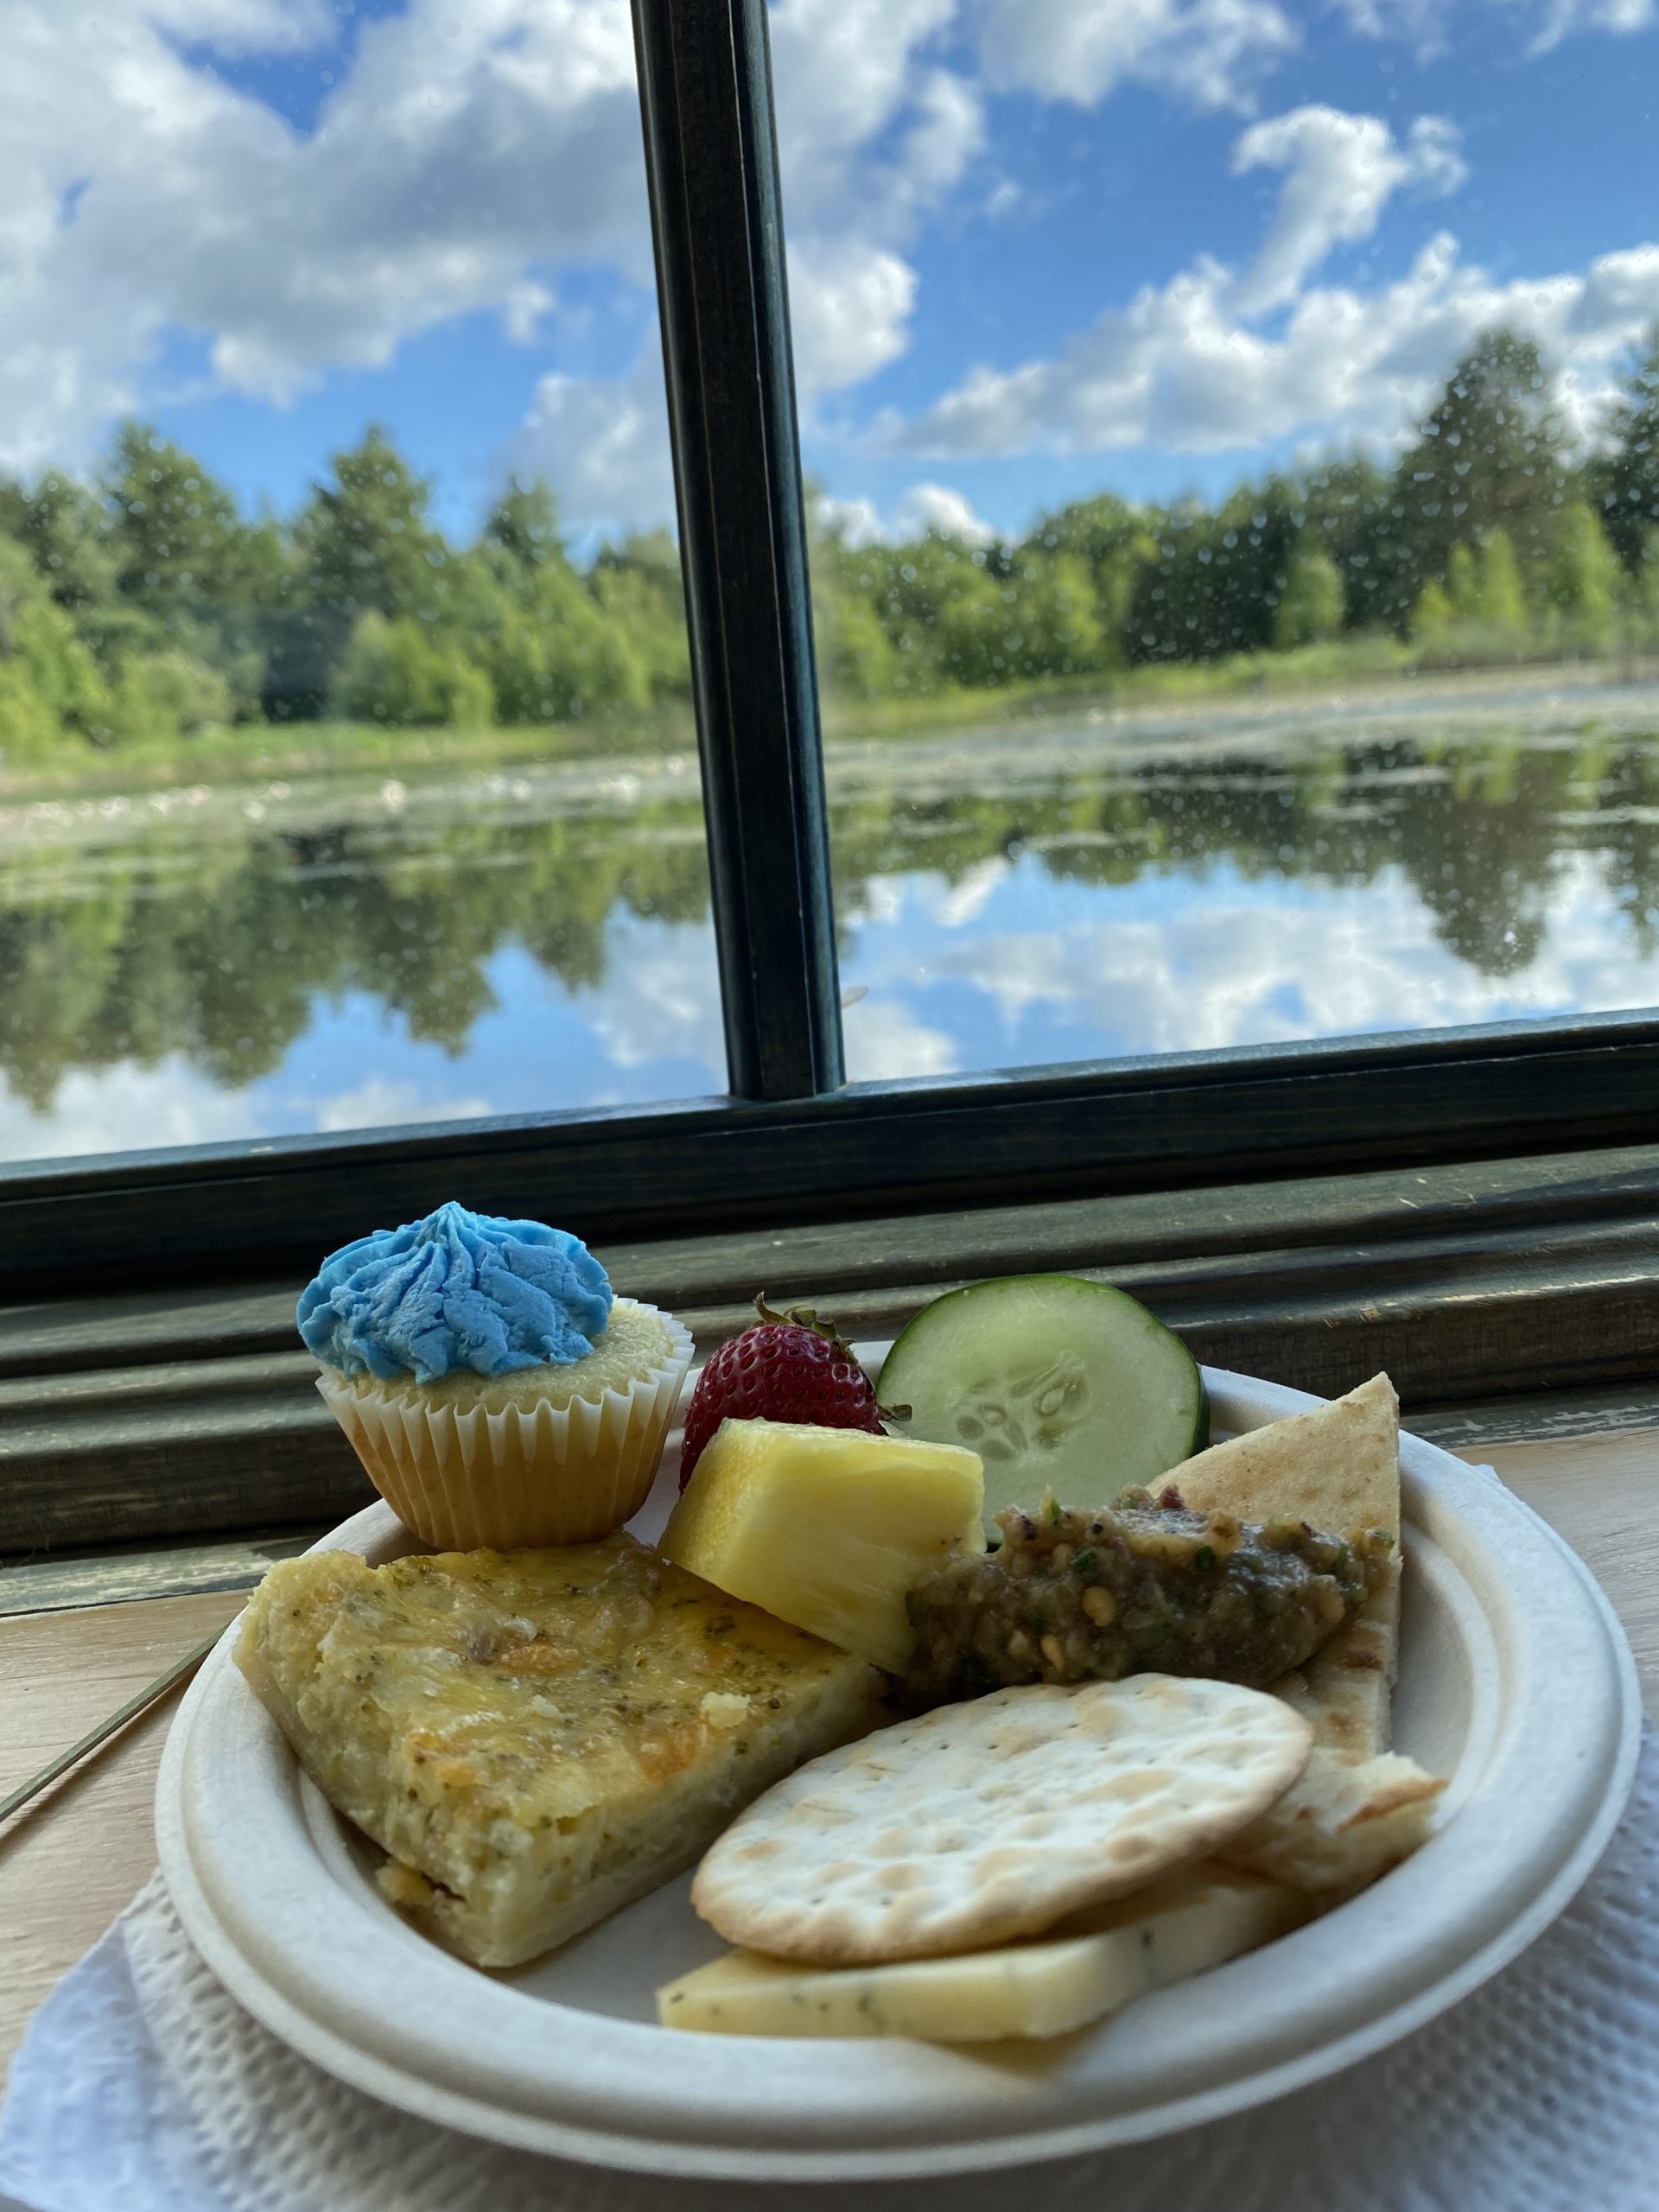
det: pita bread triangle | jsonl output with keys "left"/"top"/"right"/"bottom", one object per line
{"left": 1164, "top": 1374, "right": 1446, "bottom": 1897}
{"left": 1168, "top": 1373, "right": 1401, "bottom": 1758}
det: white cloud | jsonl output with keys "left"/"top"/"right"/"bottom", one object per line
{"left": 0, "top": 1057, "right": 264, "bottom": 1161}
{"left": 841, "top": 995, "right": 961, "bottom": 1079}
{"left": 0, "top": 1042, "right": 505, "bottom": 1163}
{"left": 1231, "top": 108, "right": 1465, "bottom": 313}
{"left": 769, "top": 0, "right": 963, "bottom": 219}
{"left": 817, "top": 492, "right": 887, "bottom": 544}
{"left": 893, "top": 482, "right": 997, "bottom": 542}
{"left": 19, "top": 0, "right": 1309, "bottom": 524}
{"left": 3, "top": 0, "right": 983, "bottom": 493}
{"left": 505, "top": 236, "right": 922, "bottom": 536}
{"left": 925, "top": 854, "right": 1013, "bottom": 925}
{"left": 771, "top": 17, "right": 986, "bottom": 412}
{"left": 843, "top": 852, "right": 1659, "bottom": 1065}
{"left": 976, "top": 0, "right": 1299, "bottom": 112}
{"left": 0, "top": 0, "right": 649, "bottom": 473}
{"left": 817, "top": 480, "right": 996, "bottom": 545}
{"left": 919, "top": 899, "right": 1436, "bottom": 1050}
{"left": 481, "top": 1, "right": 985, "bottom": 531}
{"left": 1522, "top": 0, "right": 1656, "bottom": 44}
{"left": 789, "top": 242, "right": 920, "bottom": 400}
{"left": 313, "top": 1077, "right": 493, "bottom": 1134}
{"left": 4, "top": 0, "right": 1644, "bottom": 538}
{"left": 141, "top": 0, "right": 334, "bottom": 48}
{"left": 585, "top": 921, "right": 726, "bottom": 1078}
{"left": 899, "top": 69, "right": 990, "bottom": 208}
{"left": 1338, "top": 0, "right": 1655, "bottom": 52}
{"left": 509, "top": 352, "right": 676, "bottom": 538}
{"left": 1332, "top": 0, "right": 1433, "bottom": 36}
{"left": 758, "top": 4, "right": 987, "bottom": 426}
{"left": 900, "top": 92, "right": 1659, "bottom": 464}
{"left": 500, "top": 280, "right": 556, "bottom": 347}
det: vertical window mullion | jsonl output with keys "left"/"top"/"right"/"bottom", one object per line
{"left": 631, "top": 0, "right": 844, "bottom": 1103}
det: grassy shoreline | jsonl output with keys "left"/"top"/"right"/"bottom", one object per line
{"left": 3, "top": 644, "right": 1657, "bottom": 801}
{"left": 823, "top": 639, "right": 1659, "bottom": 739}
{"left": 0, "top": 709, "right": 700, "bottom": 799}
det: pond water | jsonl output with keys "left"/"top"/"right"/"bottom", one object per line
{"left": 5, "top": 679, "right": 1659, "bottom": 1165}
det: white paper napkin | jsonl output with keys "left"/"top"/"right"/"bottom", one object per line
{"left": 2, "top": 1724, "right": 1656, "bottom": 2212}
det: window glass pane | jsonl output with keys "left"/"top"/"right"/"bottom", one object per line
{"left": 0, "top": 2, "right": 722, "bottom": 1162}
{"left": 787, "top": 2, "right": 1659, "bottom": 1080}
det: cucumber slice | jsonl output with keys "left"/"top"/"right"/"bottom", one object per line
{"left": 877, "top": 1274, "right": 1207, "bottom": 1535}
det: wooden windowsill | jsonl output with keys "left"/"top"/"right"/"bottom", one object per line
{"left": 2, "top": 1417, "right": 1654, "bottom": 2089}
{"left": 9, "top": 1139, "right": 1659, "bottom": 1568}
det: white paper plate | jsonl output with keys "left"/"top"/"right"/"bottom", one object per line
{"left": 156, "top": 1361, "right": 1641, "bottom": 2182}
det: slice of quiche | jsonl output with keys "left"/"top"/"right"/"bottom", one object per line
{"left": 235, "top": 1535, "right": 883, "bottom": 1969}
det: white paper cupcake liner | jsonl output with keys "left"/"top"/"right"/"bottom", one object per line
{"left": 315, "top": 1303, "right": 695, "bottom": 1550}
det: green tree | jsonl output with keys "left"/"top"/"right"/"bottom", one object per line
{"left": 1621, "top": 529, "right": 1659, "bottom": 644}
{"left": 484, "top": 595, "right": 646, "bottom": 722}
{"left": 1549, "top": 502, "right": 1621, "bottom": 648}
{"left": 1127, "top": 504, "right": 1201, "bottom": 664}
{"left": 0, "top": 469, "right": 122, "bottom": 616}
{"left": 1300, "top": 454, "right": 1415, "bottom": 633}
{"left": 817, "top": 580, "right": 899, "bottom": 701}
{"left": 806, "top": 513, "right": 901, "bottom": 703}
{"left": 1037, "top": 491, "right": 1144, "bottom": 569}
{"left": 1395, "top": 328, "right": 1567, "bottom": 588}
{"left": 1090, "top": 545, "right": 1148, "bottom": 663}
{"left": 477, "top": 485, "right": 656, "bottom": 719}
{"left": 0, "top": 654, "right": 58, "bottom": 753}
{"left": 1127, "top": 482, "right": 1303, "bottom": 664}
{"left": 1445, "top": 542, "right": 1481, "bottom": 619}
{"left": 1411, "top": 531, "right": 1530, "bottom": 661}
{"left": 1033, "top": 490, "right": 1153, "bottom": 665}
{"left": 1273, "top": 544, "right": 1345, "bottom": 649}
{"left": 282, "top": 429, "right": 458, "bottom": 716}
{"left": 482, "top": 477, "right": 565, "bottom": 575}
{"left": 998, "top": 550, "right": 1107, "bottom": 678}
{"left": 590, "top": 532, "right": 690, "bottom": 699}
{"left": 1211, "top": 480, "right": 1304, "bottom": 653}
{"left": 1598, "top": 327, "right": 1659, "bottom": 574}
{"left": 105, "top": 424, "right": 245, "bottom": 610}
{"left": 0, "top": 538, "right": 112, "bottom": 743}
{"left": 851, "top": 532, "right": 1008, "bottom": 691}
{"left": 94, "top": 424, "right": 281, "bottom": 721}
{"left": 1472, "top": 531, "right": 1529, "bottom": 632}
{"left": 114, "top": 649, "right": 235, "bottom": 741}
{"left": 330, "top": 613, "right": 494, "bottom": 728}
{"left": 296, "top": 429, "right": 450, "bottom": 624}
{"left": 1411, "top": 577, "right": 1455, "bottom": 642}
{"left": 932, "top": 545, "right": 1020, "bottom": 688}
{"left": 0, "top": 543, "right": 69, "bottom": 753}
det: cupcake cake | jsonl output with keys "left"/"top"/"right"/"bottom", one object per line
{"left": 298, "top": 1201, "right": 693, "bottom": 1549}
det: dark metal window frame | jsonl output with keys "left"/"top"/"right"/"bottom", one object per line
{"left": 4, "top": 0, "right": 1657, "bottom": 1304}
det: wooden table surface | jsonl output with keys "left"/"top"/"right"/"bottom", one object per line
{"left": 3, "top": 1428, "right": 1655, "bottom": 2088}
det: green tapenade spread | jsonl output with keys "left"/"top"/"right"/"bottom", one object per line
{"left": 902, "top": 1486, "right": 1395, "bottom": 1706}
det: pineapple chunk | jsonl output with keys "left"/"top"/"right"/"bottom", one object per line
{"left": 659, "top": 1418, "right": 984, "bottom": 1672}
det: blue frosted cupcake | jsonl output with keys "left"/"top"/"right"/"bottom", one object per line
{"left": 299, "top": 1202, "right": 693, "bottom": 1548}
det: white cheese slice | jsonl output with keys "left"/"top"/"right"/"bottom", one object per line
{"left": 656, "top": 1864, "right": 1300, "bottom": 2041}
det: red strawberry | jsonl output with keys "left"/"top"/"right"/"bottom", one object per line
{"left": 677, "top": 1294, "right": 907, "bottom": 1488}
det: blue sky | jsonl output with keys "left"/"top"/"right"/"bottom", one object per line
{"left": 5, "top": 0, "right": 1657, "bottom": 549}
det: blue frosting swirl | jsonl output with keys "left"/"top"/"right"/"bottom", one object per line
{"left": 296, "top": 1202, "right": 613, "bottom": 1383}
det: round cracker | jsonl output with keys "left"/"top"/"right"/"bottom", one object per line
{"left": 691, "top": 1675, "right": 1313, "bottom": 1964}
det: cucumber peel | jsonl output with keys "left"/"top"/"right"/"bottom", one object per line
{"left": 877, "top": 1274, "right": 1208, "bottom": 1536}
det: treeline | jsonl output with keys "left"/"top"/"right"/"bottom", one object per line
{"left": 0, "top": 428, "right": 691, "bottom": 755}
{"left": 815, "top": 328, "right": 1659, "bottom": 698}
{"left": 2, "top": 327, "right": 1659, "bottom": 759}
